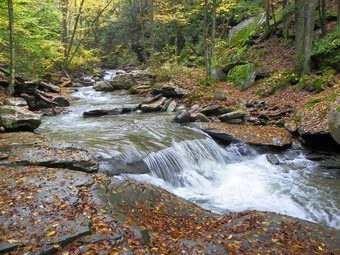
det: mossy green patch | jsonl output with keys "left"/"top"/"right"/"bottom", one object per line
{"left": 227, "top": 63, "right": 256, "bottom": 91}
{"left": 304, "top": 98, "right": 321, "bottom": 109}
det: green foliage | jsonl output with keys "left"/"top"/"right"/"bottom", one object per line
{"left": 314, "top": 28, "right": 340, "bottom": 60}
{"left": 69, "top": 48, "right": 101, "bottom": 72}
{"left": 295, "top": 70, "right": 336, "bottom": 92}
{"left": 0, "top": 0, "right": 63, "bottom": 75}
{"left": 304, "top": 98, "right": 321, "bottom": 109}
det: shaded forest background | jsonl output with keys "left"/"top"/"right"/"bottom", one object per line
{"left": 0, "top": 0, "right": 339, "bottom": 84}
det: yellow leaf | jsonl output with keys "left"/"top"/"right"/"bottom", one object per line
{"left": 47, "top": 231, "right": 56, "bottom": 236}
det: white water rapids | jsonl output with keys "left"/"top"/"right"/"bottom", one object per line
{"left": 119, "top": 138, "right": 340, "bottom": 229}
{"left": 38, "top": 71, "right": 340, "bottom": 229}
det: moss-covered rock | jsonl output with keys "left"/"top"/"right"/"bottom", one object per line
{"left": 93, "top": 81, "right": 114, "bottom": 91}
{"left": 228, "top": 13, "right": 266, "bottom": 47}
{"left": 218, "top": 46, "right": 248, "bottom": 73}
{"left": 227, "top": 63, "right": 256, "bottom": 91}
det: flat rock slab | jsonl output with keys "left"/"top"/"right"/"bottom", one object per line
{"left": 0, "top": 166, "right": 125, "bottom": 254}
{"left": 0, "top": 132, "right": 98, "bottom": 173}
{"left": 1, "top": 166, "right": 339, "bottom": 254}
{"left": 201, "top": 123, "right": 296, "bottom": 147}
{"left": 0, "top": 166, "right": 93, "bottom": 253}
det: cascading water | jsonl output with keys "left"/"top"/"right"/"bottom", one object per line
{"left": 38, "top": 75, "right": 340, "bottom": 229}
{"left": 119, "top": 138, "right": 340, "bottom": 229}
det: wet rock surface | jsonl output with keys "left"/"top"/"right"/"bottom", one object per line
{"left": 2, "top": 165, "right": 339, "bottom": 254}
{"left": 0, "top": 132, "right": 98, "bottom": 173}
{"left": 200, "top": 123, "right": 296, "bottom": 147}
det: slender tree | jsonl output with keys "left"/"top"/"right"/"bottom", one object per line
{"left": 318, "top": 0, "right": 327, "bottom": 36}
{"left": 282, "top": 0, "right": 289, "bottom": 39}
{"left": 7, "top": 0, "right": 15, "bottom": 96}
{"left": 63, "top": 0, "right": 85, "bottom": 74}
{"left": 61, "top": 0, "right": 69, "bottom": 74}
{"left": 204, "top": 0, "right": 211, "bottom": 79}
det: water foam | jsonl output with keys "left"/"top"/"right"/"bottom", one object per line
{"left": 120, "top": 138, "right": 340, "bottom": 229}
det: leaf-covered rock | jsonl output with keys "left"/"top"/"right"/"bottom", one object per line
{"left": 0, "top": 106, "right": 41, "bottom": 132}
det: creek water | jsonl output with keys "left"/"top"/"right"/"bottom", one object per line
{"left": 37, "top": 71, "right": 340, "bottom": 229}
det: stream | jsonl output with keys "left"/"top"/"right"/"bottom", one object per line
{"left": 37, "top": 71, "right": 340, "bottom": 229}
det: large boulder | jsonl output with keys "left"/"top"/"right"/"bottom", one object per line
{"left": 211, "top": 66, "right": 227, "bottom": 81}
{"left": 227, "top": 63, "right": 256, "bottom": 91}
{"left": 0, "top": 106, "right": 41, "bottom": 131}
{"left": 53, "top": 96, "right": 70, "bottom": 107}
{"left": 93, "top": 81, "right": 113, "bottom": 91}
{"left": 173, "top": 111, "right": 191, "bottom": 123}
{"left": 152, "top": 85, "right": 187, "bottom": 98}
{"left": 228, "top": 12, "right": 266, "bottom": 46}
{"left": 329, "top": 102, "right": 340, "bottom": 145}
{"left": 110, "top": 74, "right": 136, "bottom": 90}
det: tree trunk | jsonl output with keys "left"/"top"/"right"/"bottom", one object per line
{"left": 318, "top": 0, "right": 327, "bottom": 36}
{"left": 149, "top": 0, "right": 156, "bottom": 68}
{"left": 63, "top": 0, "right": 85, "bottom": 73}
{"left": 265, "top": 0, "right": 271, "bottom": 33}
{"left": 270, "top": 0, "right": 277, "bottom": 30}
{"left": 337, "top": 0, "right": 340, "bottom": 28}
{"left": 282, "top": 0, "right": 289, "bottom": 39}
{"left": 302, "top": 0, "right": 317, "bottom": 75}
{"left": 61, "top": 0, "right": 69, "bottom": 74}
{"left": 210, "top": 0, "right": 216, "bottom": 70}
{"left": 203, "top": 0, "right": 211, "bottom": 79}
{"left": 294, "top": 0, "right": 305, "bottom": 76}
{"left": 7, "top": 0, "right": 15, "bottom": 96}
{"left": 138, "top": 0, "right": 147, "bottom": 62}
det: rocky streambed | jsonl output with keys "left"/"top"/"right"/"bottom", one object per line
{"left": 0, "top": 70, "right": 339, "bottom": 254}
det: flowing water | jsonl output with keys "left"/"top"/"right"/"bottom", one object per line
{"left": 37, "top": 71, "right": 340, "bottom": 229}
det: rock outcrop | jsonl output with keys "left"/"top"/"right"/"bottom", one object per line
{"left": 329, "top": 102, "right": 340, "bottom": 145}
{"left": 0, "top": 106, "right": 41, "bottom": 131}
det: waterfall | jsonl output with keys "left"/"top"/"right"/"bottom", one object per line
{"left": 143, "top": 138, "right": 230, "bottom": 187}
{"left": 119, "top": 138, "right": 340, "bottom": 229}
